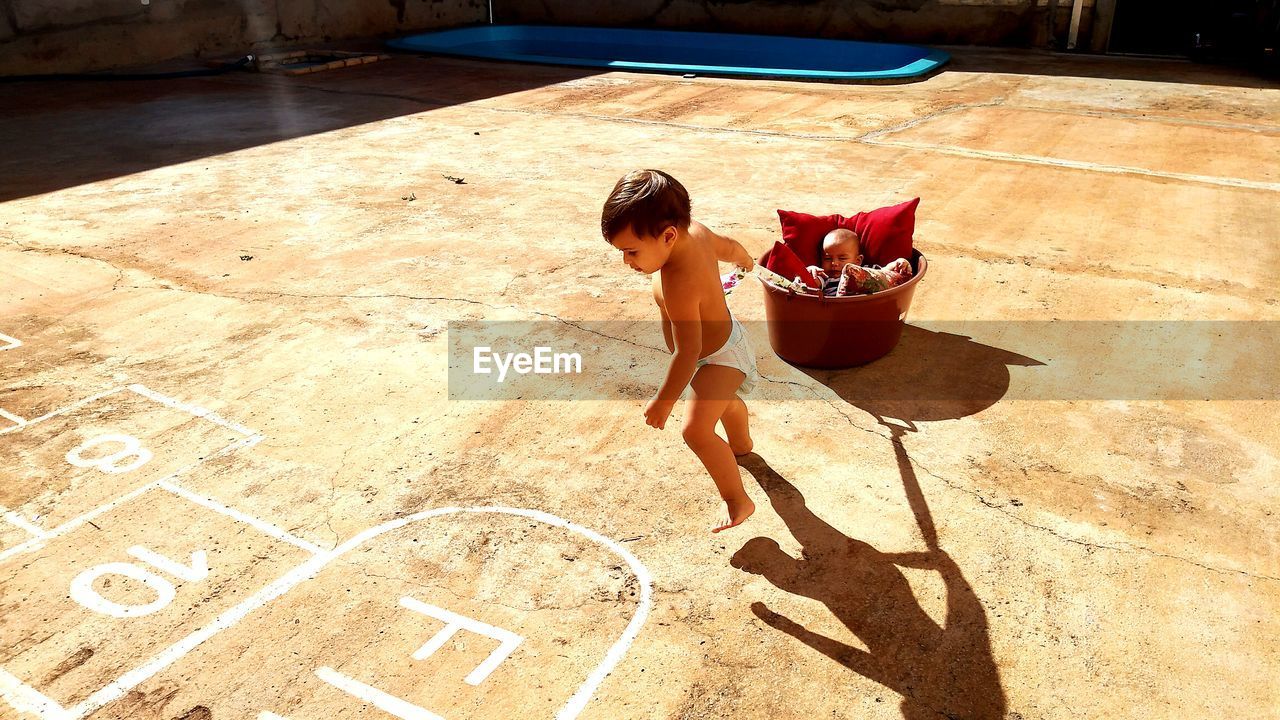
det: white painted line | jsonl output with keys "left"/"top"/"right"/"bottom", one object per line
{"left": 62, "top": 507, "right": 653, "bottom": 720}
{"left": 0, "top": 387, "right": 125, "bottom": 436}
{"left": 0, "top": 482, "right": 160, "bottom": 564}
{"left": 0, "top": 408, "right": 26, "bottom": 428}
{"left": 127, "top": 384, "right": 258, "bottom": 437}
{"left": 0, "top": 505, "right": 50, "bottom": 539}
{"left": 0, "top": 333, "right": 20, "bottom": 350}
{"left": 400, "top": 596, "right": 523, "bottom": 685}
{"left": 159, "top": 481, "right": 324, "bottom": 555}
{"left": 0, "top": 667, "right": 69, "bottom": 720}
{"left": 0, "top": 434, "right": 261, "bottom": 564}
{"left": 315, "top": 667, "right": 443, "bottom": 720}
{"left": 861, "top": 137, "right": 1280, "bottom": 192}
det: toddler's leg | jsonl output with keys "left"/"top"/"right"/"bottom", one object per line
{"left": 720, "top": 395, "right": 753, "bottom": 456}
{"left": 684, "top": 365, "right": 755, "bottom": 533}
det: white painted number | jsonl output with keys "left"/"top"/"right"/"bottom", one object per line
{"left": 127, "top": 546, "right": 209, "bottom": 582}
{"left": 65, "top": 433, "right": 153, "bottom": 474}
{"left": 69, "top": 547, "right": 209, "bottom": 618}
{"left": 70, "top": 562, "right": 176, "bottom": 618}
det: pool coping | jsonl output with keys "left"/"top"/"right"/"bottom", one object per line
{"left": 386, "top": 24, "right": 951, "bottom": 85}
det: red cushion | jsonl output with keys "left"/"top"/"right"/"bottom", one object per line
{"left": 760, "top": 241, "right": 818, "bottom": 288}
{"left": 776, "top": 209, "right": 840, "bottom": 267}
{"left": 777, "top": 198, "right": 919, "bottom": 267}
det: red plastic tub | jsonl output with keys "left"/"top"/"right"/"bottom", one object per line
{"left": 758, "top": 250, "right": 927, "bottom": 368}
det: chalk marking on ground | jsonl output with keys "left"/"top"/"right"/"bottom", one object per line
{"left": 159, "top": 480, "right": 324, "bottom": 555}
{"left": 0, "top": 382, "right": 261, "bottom": 560}
{"left": 0, "top": 408, "right": 26, "bottom": 428}
{"left": 0, "top": 505, "right": 50, "bottom": 539}
{"left": 0, "top": 668, "right": 68, "bottom": 720}
{"left": 0, "top": 433, "right": 262, "bottom": 564}
{"left": 127, "top": 384, "right": 258, "bottom": 437}
{"left": 65, "top": 433, "right": 153, "bottom": 474}
{"left": 315, "top": 667, "right": 444, "bottom": 720}
{"left": 400, "top": 595, "right": 524, "bottom": 685}
{"left": 0, "top": 387, "right": 124, "bottom": 437}
{"left": 0, "top": 333, "right": 20, "bottom": 350}
{"left": 127, "top": 546, "right": 209, "bottom": 582}
{"left": 70, "top": 561, "right": 177, "bottom": 618}
{"left": 860, "top": 136, "right": 1280, "bottom": 192}
{"left": 63, "top": 507, "right": 653, "bottom": 720}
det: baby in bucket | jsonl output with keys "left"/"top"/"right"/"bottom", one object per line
{"left": 804, "top": 228, "right": 913, "bottom": 297}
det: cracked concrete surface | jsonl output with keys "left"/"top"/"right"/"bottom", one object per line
{"left": 1, "top": 48, "right": 1279, "bottom": 719}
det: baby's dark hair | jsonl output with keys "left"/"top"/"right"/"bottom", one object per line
{"left": 601, "top": 169, "right": 691, "bottom": 241}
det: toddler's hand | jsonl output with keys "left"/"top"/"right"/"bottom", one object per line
{"left": 644, "top": 396, "right": 675, "bottom": 429}
{"left": 806, "top": 265, "right": 827, "bottom": 283}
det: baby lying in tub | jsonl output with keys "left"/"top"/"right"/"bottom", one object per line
{"left": 805, "top": 228, "right": 912, "bottom": 296}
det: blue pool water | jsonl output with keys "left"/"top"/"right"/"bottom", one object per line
{"left": 387, "top": 25, "right": 949, "bottom": 82}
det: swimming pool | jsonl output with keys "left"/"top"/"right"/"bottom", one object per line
{"left": 387, "top": 25, "right": 949, "bottom": 83}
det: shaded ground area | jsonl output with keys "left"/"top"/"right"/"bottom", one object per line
{"left": 1, "top": 49, "right": 1278, "bottom": 719}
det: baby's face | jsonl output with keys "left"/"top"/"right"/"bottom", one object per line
{"left": 820, "top": 235, "right": 862, "bottom": 275}
{"left": 610, "top": 225, "right": 676, "bottom": 275}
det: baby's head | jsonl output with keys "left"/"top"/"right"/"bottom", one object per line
{"left": 602, "top": 169, "right": 691, "bottom": 275}
{"left": 820, "top": 228, "right": 863, "bottom": 275}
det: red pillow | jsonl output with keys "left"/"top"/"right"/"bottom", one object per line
{"left": 777, "top": 197, "right": 919, "bottom": 267}
{"left": 760, "top": 241, "right": 818, "bottom": 288}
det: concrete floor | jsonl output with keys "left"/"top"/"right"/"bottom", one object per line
{"left": 1, "top": 48, "right": 1278, "bottom": 720}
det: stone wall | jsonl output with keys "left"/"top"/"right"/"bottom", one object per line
{"left": 491, "top": 0, "right": 1098, "bottom": 48}
{"left": 0, "top": 0, "right": 487, "bottom": 75}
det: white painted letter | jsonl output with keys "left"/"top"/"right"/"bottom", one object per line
{"left": 400, "top": 596, "right": 523, "bottom": 685}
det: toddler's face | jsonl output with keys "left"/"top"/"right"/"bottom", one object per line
{"left": 609, "top": 225, "right": 676, "bottom": 275}
{"left": 820, "top": 234, "right": 862, "bottom": 275}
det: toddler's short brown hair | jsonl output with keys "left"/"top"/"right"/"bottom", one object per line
{"left": 601, "top": 169, "right": 691, "bottom": 241}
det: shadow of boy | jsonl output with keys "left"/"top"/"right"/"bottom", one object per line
{"left": 731, "top": 452, "right": 1006, "bottom": 719}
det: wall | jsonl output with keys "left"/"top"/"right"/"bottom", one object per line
{"left": 0, "top": 0, "right": 1114, "bottom": 76}
{"left": 0, "top": 0, "right": 487, "bottom": 75}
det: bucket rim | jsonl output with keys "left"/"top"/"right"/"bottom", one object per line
{"left": 756, "top": 249, "right": 928, "bottom": 303}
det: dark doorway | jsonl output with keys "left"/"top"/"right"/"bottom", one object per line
{"left": 1108, "top": 0, "right": 1196, "bottom": 56}
{"left": 1108, "top": 0, "right": 1266, "bottom": 60}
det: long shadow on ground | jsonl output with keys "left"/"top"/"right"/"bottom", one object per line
{"left": 799, "top": 324, "right": 1044, "bottom": 425}
{"left": 729, "top": 326, "right": 1042, "bottom": 716}
{"left": 732, "top": 448, "right": 1006, "bottom": 719}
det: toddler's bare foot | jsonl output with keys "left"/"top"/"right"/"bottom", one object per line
{"left": 712, "top": 495, "right": 755, "bottom": 533}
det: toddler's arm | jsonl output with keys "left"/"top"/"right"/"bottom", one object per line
{"left": 695, "top": 221, "right": 754, "bottom": 269}
{"left": 645, "top": 280, "right": 702, "bottom": 429}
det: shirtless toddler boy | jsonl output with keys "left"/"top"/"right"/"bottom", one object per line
{"left": 602, "top": 169, "right": 759, "bottom": 533}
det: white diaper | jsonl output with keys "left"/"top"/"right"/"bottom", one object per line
{"left": 696, "top": 315, "right": 758, "bottom": 396}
